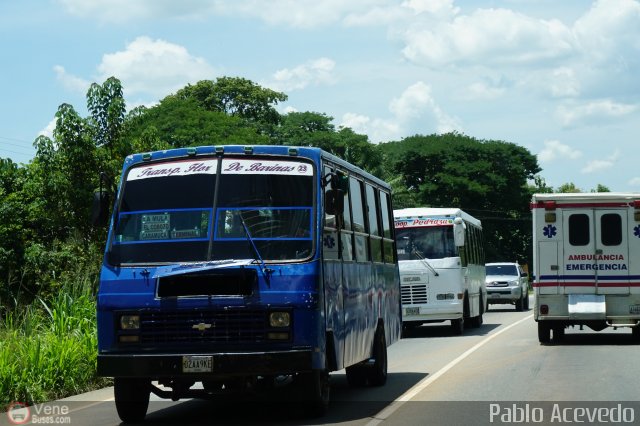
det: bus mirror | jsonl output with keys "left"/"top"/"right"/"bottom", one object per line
{"left": 91, "top": 172, "right": 113, "bottom": 227}
{"left": 325, "top": 189, "right": 344, "bottom": 215}
{"left": 91, "top": 191, "right": 111, "bottom": 227}
{"left": 453, "top": 217, "right": 465, "bottom": 247}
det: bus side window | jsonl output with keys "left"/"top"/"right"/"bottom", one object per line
{"left": 323, "top": 165, "right": 340, "bottom": 260}
{"left": 366, "top": 184, "right": 383, "bottom": 263}
{"left": 350, "top": 177, "right": 369, "bottom": 262}
{"left": 379, "top": 191, "right": 396, "bottom": 264}
{"left": 341, "top": 172, "right": 354, "bottom": 261}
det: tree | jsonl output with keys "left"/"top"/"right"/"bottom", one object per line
{"left": 378, "top": 132, "right": 541, "bottom": 264}
{"left": 557, "top": 182, "right": 581, "bottom": 193}
{"left": 124, "top": 95, "right": 268, "bottom": 149}
{"left": 173, "top": 77, "right": 288, "bottom": 135}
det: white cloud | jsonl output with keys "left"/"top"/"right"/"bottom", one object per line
{"left": 53, "top": 65, "right": 90, "bottom": 94}
{"left": 556, "top": 99, "right": 637, "bottom": 127}
{"left": 574, "top": 0, "right": 640, "bottom": 64}
{"left": 340, "top": 112, "right": 401, "bottom": 144}
{"left": 463, "top": 81, "right": 506, "bottom": 100}
{"left": 628, "top": 177, "right": 640, "bottom": 187}
{"left": 581, "top": 149, "right": 620, "bottom": 174}
{"left": 399, "top": 8, "right": 574, "bottom": 67}
{"left": 96, "top": 36, "right": 216, "bottom": 100}
{"left": 340, "top": 81, "right": 461, "bottom": 143}
{"left": 538, "top": 140, "right": 582, "bottom": 163}
{"left": 549, "top": 67, "right": 580, "bottom": 98}
{"left": 268, "top": 58, "right": 336, "bottom": 92}
{"left": 57, "top": 0, "right": 215, "bottom": 22}
{"left": 39, "top": 118, "right": 57, "bottom": 139}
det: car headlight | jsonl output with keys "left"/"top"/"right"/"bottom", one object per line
{"left": 269, "top": 311, "right": 290, "bottom": 328}
{"left": 120, "top": 314, "right": 140, "bottom": 330}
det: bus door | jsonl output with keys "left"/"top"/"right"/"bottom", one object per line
{"left": 561, "top": 209, "right": 629, "bottom": 296}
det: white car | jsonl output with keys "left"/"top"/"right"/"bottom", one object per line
{"left": 485, "top": 262, "right": 529, "bottom": 311}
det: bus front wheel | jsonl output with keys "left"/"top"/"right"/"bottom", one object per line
{"left": 298, "top": 368, "right": 330, "bottom": 417}
{"left": 114, "top": 377, "right": 150, "bottom": 423}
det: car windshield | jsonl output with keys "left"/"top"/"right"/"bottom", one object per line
{"left": 108, "top": 157, "right": 314, "bottom": 265}
{"left": 486, "top": 264, "right": 518, "bottom": 276}
{"left": 395, "top": 225, "right": 457, "bottom": 260}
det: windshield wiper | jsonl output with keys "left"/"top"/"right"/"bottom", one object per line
{"left": 411, "top": 246, "right": 440, "bottom": 277}
{"left": 237, "top": 212, "right": 273, "bottom": 285}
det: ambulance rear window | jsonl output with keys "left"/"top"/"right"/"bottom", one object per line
{"left": 568, "top": 214, "right": 589, "bottom": 246}
{"left": 601, "top": 213, "right": 622, "bottom": 246}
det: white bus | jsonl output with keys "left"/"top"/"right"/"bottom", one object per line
{"left": 394, "top": 208, "right": 487, "bottom": 335}
{"left": 531, "top": 192, "right": 640, "bottom": 343}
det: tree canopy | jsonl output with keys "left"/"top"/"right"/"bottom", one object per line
{"left": 0, "top": 75, "right": 611, "bottom": 307}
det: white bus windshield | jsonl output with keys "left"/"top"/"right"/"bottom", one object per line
{"left": 395, "top": 226, "right": 457, "bottom": 260}
{"left": 108, "top": 158, "right": 314, "bottom": 265}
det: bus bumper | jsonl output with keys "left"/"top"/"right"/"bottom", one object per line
{"left": 97, "top": 349, "right": 313, "bottom": 378}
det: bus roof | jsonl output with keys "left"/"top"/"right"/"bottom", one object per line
{"left": 121, "top": 144, "right": 391, "bottom": 190}
{"left": 393, "top": 207, "right": 482, "bottom": 227}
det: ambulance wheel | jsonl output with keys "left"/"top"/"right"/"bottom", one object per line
{"left": 537, "top": 322, "right": 551, "bottom": 344}
{"left": 553, "top": 326, "right": 565, "bottom": 342}
{"left": 114, "top": 378, "right": 150, "bottom": 423}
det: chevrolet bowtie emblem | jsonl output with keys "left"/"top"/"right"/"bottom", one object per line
{"left": 192, "top": 323, "right": 212, "bottom": 332}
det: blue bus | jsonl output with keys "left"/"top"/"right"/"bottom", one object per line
{"left": 94, "top": 145, "right": 401, "bottom": 422}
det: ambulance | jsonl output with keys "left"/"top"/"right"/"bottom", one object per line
{"left": 531, "top": 192, "right": 640, "bottom": 343}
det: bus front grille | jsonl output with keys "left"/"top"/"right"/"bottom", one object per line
{"left": 402, "top": 285, "right": 428, "bottom": 305}
{"left": 139, "top": 310, "right": 268, "bottom": 344}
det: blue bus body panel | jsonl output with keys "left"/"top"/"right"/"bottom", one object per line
{"left": 97, "top": 145, "right": 400, "bottom": 378}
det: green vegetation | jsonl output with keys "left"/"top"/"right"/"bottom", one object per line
{"left": 0, "top": 75, "right": 611, "bottom": 404}
{"left": 0, "top": 274, "right": 110, "bottom": 405}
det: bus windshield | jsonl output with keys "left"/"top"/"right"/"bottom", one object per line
{"left": 108, "top": 157, "right": 314, "bottom": 265}
{"left": 395, "top": 226, "right": 457, "bottom": 260}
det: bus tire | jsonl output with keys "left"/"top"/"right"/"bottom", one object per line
{"left": 366, "top": 327, "right": 388, "bottom": 386}
{"left": 470, "top": 296, "right": 484, "bottom": 328}
{"left": 114, "top": 378, "right": 150, "bottom": 423}
{"left": 451, "top": 317, "right": 464, "bottom": 335}
{"left": 537, "top": 322, "right": 551, "bottom": 344}
{"left": 298, "top": 368, "right": 330, "bottom": 417}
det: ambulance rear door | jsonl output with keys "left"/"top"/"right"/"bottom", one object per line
{"left": 561, "top": 208, "right": 629, "bottom": 295}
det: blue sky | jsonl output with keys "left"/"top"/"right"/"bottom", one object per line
{"left": 2, "top": 0, "right": 640, "bottom": 192}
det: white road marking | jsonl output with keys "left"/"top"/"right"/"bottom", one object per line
{"left": 366, "top": 314, "right": 534, "bottom": 425}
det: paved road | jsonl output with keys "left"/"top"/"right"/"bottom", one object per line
{"left": 6, "top": 296, "right": 640, "bottom": 425}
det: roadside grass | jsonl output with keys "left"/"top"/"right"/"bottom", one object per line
{"left": 0, "top": 275, "right": 110, "bottom": 406}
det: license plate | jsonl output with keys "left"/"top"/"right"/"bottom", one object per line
{"left": 405, "top": 307, "right": 420, "bottom": 316}
{"left": 630, "top": 305, "right": 640, "bottom": 314}
{"left": 182, "top": 356, "right": 213, "bottom": 373}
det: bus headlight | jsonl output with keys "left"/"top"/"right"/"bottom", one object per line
{"left": 120, "top": 314, "right": 140, "bottom": 330}
{"left": 269, "top": 311, "right": 290, "bottom": 328}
